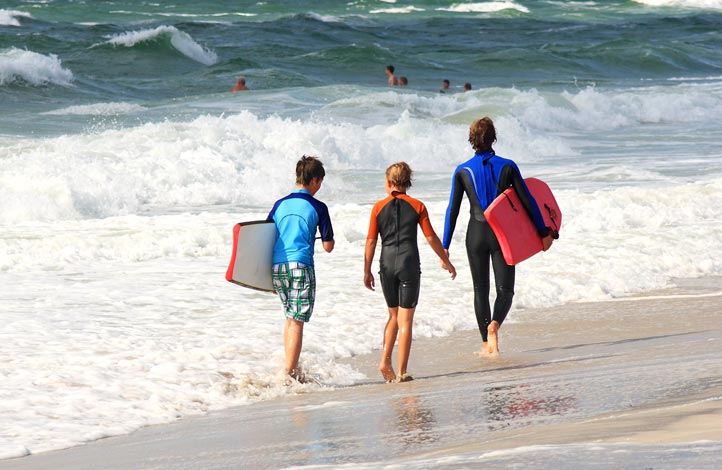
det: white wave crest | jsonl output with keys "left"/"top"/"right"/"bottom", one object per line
{"left": 41, "top": 102, "right": 146, "bottom": 116}
{"left": 633, "top": 0, "right": 722, "bottom": 10}
{"left": 439, "top": 2, "right": 530, "bottom": 13}
{"left": 0, "top": 9, "right": 32, "bottom": 26}
{"left": 0, "top": 47, "right": 73, "bottom": 86}
{"left": 369, "top": 6, "right": 425, "bottom": 14}
{"left": 103, "top": 25, "right": 218, "bottom": 65}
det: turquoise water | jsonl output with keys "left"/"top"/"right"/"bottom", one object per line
{"left": 3, "top": 0, "right": 722, "bottom": 135}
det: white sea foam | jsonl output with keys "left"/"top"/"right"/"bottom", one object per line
{"left": 0, "top": 9, "right": 32, "bottom": 26}
{"left": 439, "top": 2, "right": 530, "bottom": 14}
{"left": 41, "top": 102, "right": 146, "bottom": 116}
{"left": 0, "top": 47, "right": 73, "bottom": 86}
{"left": 633, "top": 0, "right": 722, "bottom": 10}
{"left": 369, "top": 6, "right": 425, "bottom": 14}
{"left": 2, "top": 82, "right": 722, "bottom": 457}
{"left": 102, "top": 25, "right": 218, "bottom": 65}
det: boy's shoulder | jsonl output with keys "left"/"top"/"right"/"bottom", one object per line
{"left": 271, "top": 190, "right": 330, "bottom": 216}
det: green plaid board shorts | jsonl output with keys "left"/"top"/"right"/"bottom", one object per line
{"left": 272, "top": 262, "right": 316, "bottom": 322}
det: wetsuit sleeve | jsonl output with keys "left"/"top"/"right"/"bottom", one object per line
{"left": 442, "top": 170, "right": 464, "bottom": 249}
{"left": 317, "top": 202, "right": 334, "bottom": 242}
{"left": 499, "top": 165, "right": 550, "bottom": 237}
{"left": 417, "top": 203, "right": 435, "bottom": 238}
{"left": 366, "top": 202, "right": 380, "bottom": 239}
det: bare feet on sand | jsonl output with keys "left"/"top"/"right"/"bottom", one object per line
{"left": 473, "top": 322, "right": 500, "bottom": 357}
{"left": 288, "top": 367, "right": 307, "bottom": 384}
{"left": 395, "top": 373, "right": 414, "bottom": 383}
{"left": 379, "top": 361, "right": 396, "bottom": 383}
{"left": 486, "top": 321, "right": 500, "bottom": 355}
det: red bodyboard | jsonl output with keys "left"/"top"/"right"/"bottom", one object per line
{"left": 483, "top": 178, "right": 561, "bottom": 265}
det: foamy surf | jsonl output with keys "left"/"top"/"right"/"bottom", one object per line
{"left": 633, "top": 0, "right": 722, "bottom": 10}
{"left": 439, "top": 2, "right": 530, "bottom": 14}
{"left": 0, "top": 48, "right": 73, "bottom": 86}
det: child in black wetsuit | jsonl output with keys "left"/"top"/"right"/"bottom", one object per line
{"left": 364, "top": 162, "right": 456, "bottom": 383}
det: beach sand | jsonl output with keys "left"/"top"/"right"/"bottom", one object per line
{"left": 2, "top": 277, "right": 721, "bottom": 469}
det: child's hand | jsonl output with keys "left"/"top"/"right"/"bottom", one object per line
{"left": 441, "top": 260, "right": 457, "bottom": 280}
{"left": 364, "top": 272, "right": 375, "bottom": 291}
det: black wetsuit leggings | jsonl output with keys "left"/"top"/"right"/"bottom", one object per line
{"left": 465, "top": 217, "right": 515, "bottom": 342}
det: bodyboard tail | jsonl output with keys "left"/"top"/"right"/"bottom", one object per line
{"left": 484, "top": 178, "right": 562, "bottom": 265}
{"left": 225, "top": 220, "right": 277, "bottom": 292}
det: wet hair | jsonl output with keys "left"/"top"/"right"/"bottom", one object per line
{"left": 464, "top": 82, "right": 472, "bottom": 91}
{"left": 386, "top": 64, "right": 395, "bottom": 73}
{"left": 468, "top": 116, "right": 497, "bottom": 153}
{"left": 385, "top": 162, "right": 413, "bottom": 190}
{"left": 295, "top": 155, "right": 325, "bottom": 186}
{"left": 399, "top": 76, "right": 408, "bottom": 85}
{"left": 442, "top": 79, "right": 450, "bottom": 87}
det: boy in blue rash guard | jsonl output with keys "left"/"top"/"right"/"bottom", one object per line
{"left": 443, "top": 117, "right": 554, "bottom": 355}
{"left": 267, "top": 155, "right": 334, "bottom": 381}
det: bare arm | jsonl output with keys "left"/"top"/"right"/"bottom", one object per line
{"left": 363, "top": 238, "right": 378, "bottom": 290}
{"left": 426, "top": 233, "right": 456, "bottom": 280}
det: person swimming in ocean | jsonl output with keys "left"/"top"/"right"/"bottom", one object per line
{"left": 364, "top": 162, "right": 456, "bottom": 383}
{"left": 230, "top": 77, "right": 248, "bottom": 92}
{"left": 386, "top": 64, "right": 399, "bottom": 86}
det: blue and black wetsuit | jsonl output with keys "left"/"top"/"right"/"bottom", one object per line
{"left": 442, "top": 150, "right": 549, "bottom": 341}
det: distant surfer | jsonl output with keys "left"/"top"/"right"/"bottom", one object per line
{"left": 386, "top": 64, "right": 399, "bottom": 86}
{"left": 440, "top": 79, "right": 450, "bottom": 93}
{"left": 463, "top": 82, "right": 472, "bottom": 92}
{"left": 364, "top": 162, "right": 456, "bottom": 383}
{"left": 267, "top": 156, "right": 335, "bottom": 382}
{"left": 442, "top": 117, "right": 554, "bottom": 355}
{"left": 230, "top": 77, "right": 248, "bottom": 92}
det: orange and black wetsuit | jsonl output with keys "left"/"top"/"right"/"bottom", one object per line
{"left": 367, "top": 191, "right": 436, "bottom": 309}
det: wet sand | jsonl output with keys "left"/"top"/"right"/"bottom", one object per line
{"left": 2, "top": 277, "right": 721, "bottom": 469}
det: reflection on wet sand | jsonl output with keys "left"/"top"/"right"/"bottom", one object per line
{"left": 392, "top": 395, "right": 438, "bottom": 448}
{"left": 485, "top": 383, "right": 576, "bottom": 431}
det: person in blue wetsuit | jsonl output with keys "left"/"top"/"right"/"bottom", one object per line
{"left": 442, "top": 117, "right": 554, "bottom": 355}
{"left": 267, "top": 155, "right": 334, "bottom": 382}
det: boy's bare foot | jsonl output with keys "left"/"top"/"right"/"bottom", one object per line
{"left": 379, "top": 362, "right": 396, "bottom": 383}
{"left": 395, "top": 373, "right": 414, "bottom": 383}
{"left": 288, "top": 368, "right": 307, "bottom": 384}
{"left": 486, "top": 321, "right": 500, "bottom": 355}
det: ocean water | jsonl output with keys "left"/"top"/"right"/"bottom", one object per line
{"left": 1, "top": 0, "right": 722, "bottom": 460}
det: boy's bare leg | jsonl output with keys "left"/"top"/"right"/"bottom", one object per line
{"left": 486, "top": 320, "right": 500, "bottom": 355}
{"left": 379, "top": 308, "right": 398, "bottom": 382}
{"left": 396, "top": 307, "right": 416, "bottom": 379}
{"left": 284, "top": 318, "right": 305, "bottom": 378}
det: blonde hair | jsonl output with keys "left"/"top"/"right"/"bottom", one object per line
{"left": 386, "top": 162, "right": 413, "bottom": 190}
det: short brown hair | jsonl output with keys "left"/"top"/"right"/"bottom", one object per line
{"left": 296, "top": 155, "right": 325, "bottom": 185}
{"left": 385, "top": 162, "right": 413, "bottom": 190}
{"left": 468, "top": 116, "right": 496, "bottom": 153}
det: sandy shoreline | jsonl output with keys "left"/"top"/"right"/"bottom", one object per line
{"left": 2, "top": 277, "right": 721, "bottom": 469}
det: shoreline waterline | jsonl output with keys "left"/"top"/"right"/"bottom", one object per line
{"left": 2, "top": 275, "right": 720, "bottom": 469}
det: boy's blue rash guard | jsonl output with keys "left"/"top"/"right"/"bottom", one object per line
{"left": 442, "top": 151, "right": 548, "bottom": 249}
{"left": 267, "top": 189, "right": 334, "bottom": 266}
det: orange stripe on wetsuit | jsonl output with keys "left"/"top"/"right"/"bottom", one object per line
{"left": 367, "top": 191, "right": 434, "bottom": 280}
